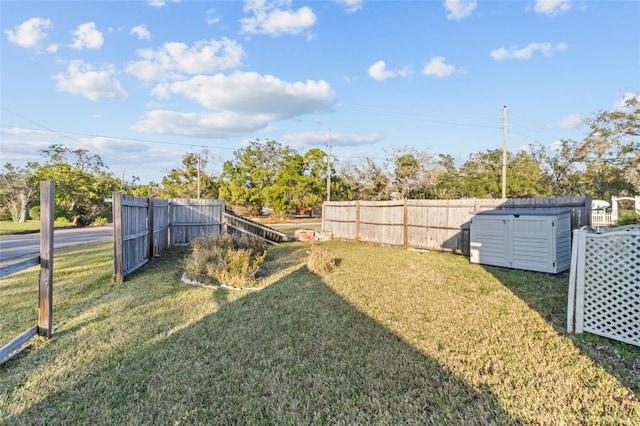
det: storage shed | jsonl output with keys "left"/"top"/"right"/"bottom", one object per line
{"left": 470, "top": 209, "right": 572, "bottom": 273}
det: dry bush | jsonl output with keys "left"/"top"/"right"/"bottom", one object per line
{"left": 307, "top": 245, "right": 336, "bottom": 276}
{"left": 184, "top": 233, "right": 267, "bottom": 288}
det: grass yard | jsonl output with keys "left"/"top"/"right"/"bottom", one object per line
{"left": 1, "top": 240, "right": 638, "bottom": 424}
{"left": 0, "top": 220, "right": 75, "bottom": 235}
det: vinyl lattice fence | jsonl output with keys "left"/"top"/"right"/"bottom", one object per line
{"left": 113, "top": 193, "right": 224, "bottom": 282}
{"left": 567, "top": 225, "right": 640, "bottom": 347}
{"left": 323, "top": 196, "right": 591, "bottom": 255}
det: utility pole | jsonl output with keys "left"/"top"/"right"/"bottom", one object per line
{"left": 197, "top": 152, "right": 201, "bottom": 199}
{"left": 501, "top": 105, "right": 508, "bottom": 199}
{"left": 327, "top": 129, "right": 331, "bottom": 202}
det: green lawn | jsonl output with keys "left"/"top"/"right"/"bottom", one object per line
{"left": 1, "top": 240, "right": 638, "bottom": 424}
{"left": 0, "top": 220, "right": 75, "bottom": 235}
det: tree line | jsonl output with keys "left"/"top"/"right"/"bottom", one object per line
{"left": 1, "top": 95, "right": 638, "bottom": 224}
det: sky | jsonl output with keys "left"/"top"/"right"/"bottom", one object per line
{"left": 1, "top": 0, "right": 639, "bottom": 184}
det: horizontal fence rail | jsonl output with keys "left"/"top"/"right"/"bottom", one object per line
{"left": 322, "top": 196, "right": 591, "bottom": 255}
{"left": 1, "top": 181, "right": 55, "bottom": 365}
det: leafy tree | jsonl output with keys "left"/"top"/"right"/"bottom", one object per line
{"left": 385, "top": 146, "right": 435, "bottom": 199}
{"left": 431, "top": 154, "right": 462, "bottom": 199}
{"left": 528, "top": 140, "right": 582, "bottom": 196}
{"left": 267, "top": 153, "right": 322, "bottom": 216}
{"left": 159, "top": 151, "right": 218, "bottom": 199}
{"left": 0, "top": 163, "right": 37, "bottom": 222}
{"left": 31, "top": 145, "right": 118, "bottom": 225}
{"left": 218, "top": 140, "right": 295, "bottom": 215}
{"left": 348, "top": 158, "right": 391, "bottom": 200}
{"left": 458, "top": 149, "right": 548, "bottom": 198}
{"left": 574, "top": 94, "right": 639, "bottom": 197}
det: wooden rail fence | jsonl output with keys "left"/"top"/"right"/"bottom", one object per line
{"left": 113, "top": 194, "right": 224, "bottom": 283}
{"left": 223, "top": 211, "right": 286, "bottom": 244}
{"left": 322, "top": 196, "right": 592, "bottom": 255}
{"left": 1, "top": 181, "right": 55, "bottom": 364}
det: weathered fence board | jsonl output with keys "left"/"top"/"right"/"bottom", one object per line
{"left": 223, "top": 212, "right": 286, "bottom": 244}
{"left": 151, "top": 198, "right": 169, "bottom": 257}
{"left": 113, "top": 194, "right": 224, "bottom": 282}
{"left": 170, "top": 199, "right": 224, "bottom": 246}
{"left": 323, "top": 196, "right": 591, "bottom": 255}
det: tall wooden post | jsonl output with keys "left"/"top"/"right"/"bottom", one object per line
{"left": 38, "top": 181, "right": 54, "bottom": 338}
{"left": 113, "top": 191, "right": 124, "bottom": 284}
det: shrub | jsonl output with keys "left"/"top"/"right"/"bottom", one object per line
{"left": 29, "top": 206, "right": 40, "bottom": 220}
{"left": 93, "top": 216, "right": 108, "bottom": 226}
{"left": 55, "top": 217, "right": 70, "bottom": 224}
{"left": 307, "top": 245, "right": 336, "bottom": 276}
{"left": 616, "top": 212, "right": 639, "bottom": 226}
{"left": 184, "top": 233, "right": 267, "bottom": 288}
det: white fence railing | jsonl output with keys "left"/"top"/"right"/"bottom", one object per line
{"left": 567, "top": 225, "right": 640, "bottom": 347}
{"left": 591, "top": 210, "right": 614, "bottom": 226}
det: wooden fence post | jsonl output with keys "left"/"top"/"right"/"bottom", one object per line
{"left": 148, "top": 196, "right": 155, "bottom": 259}
{"left": 113, "top": 191, "right": 124, "bottom": 284}
{"left": 38, "top": 181, "right": 54, "bottom": 338}
{"left": 403, "top": 199, "right": 408, "bottom": 249}
{"left": 355, "top": 201, "right": 361, "bottom": 243}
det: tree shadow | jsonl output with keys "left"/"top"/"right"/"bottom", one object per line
{"left": 4, "top": 264, "right": 516, "bottom": 424}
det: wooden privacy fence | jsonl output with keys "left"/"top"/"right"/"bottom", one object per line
{"left": 113, "top": 193, "right": 224, "bottom": 282}
{"left": 567, "top": 225, "right": 640, "bottom": 347}
{"left": 0, "top": 181, "right": 55, "bottom": 364}
{"left": 322, "top": 196, "right": 591, "bottom": 255}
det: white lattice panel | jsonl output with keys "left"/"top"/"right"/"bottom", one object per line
{"left": 581, "top": 229, "right": 640, "bottom": 346}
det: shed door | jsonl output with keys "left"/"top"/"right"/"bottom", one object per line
{"left": 510, "top": 215, "right": 554, "bottom": 272}
{"left": 470, "top": 216, "right": 510, "bottom": 267}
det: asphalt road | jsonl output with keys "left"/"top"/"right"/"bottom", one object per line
{"left": 0, "top": 226, "right": 113, "bottom": 262}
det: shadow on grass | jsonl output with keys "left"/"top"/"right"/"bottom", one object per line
{"left": 483, "top": 264, "right": 640, "bottom": 398}
{"left": 4, "top": 262, "right": 515, "bottom": 424}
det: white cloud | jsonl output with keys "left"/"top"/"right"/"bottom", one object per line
{"left": 147, "top": 0, "right": 181, "bottom": 7}
{"left": 534, "top": 0, "right": 572, "bottom": 17}
{"left": 131, "top": 25, "right": 151, "bottom": 40}
{"left": 368, "top": 60, "right": 396, "bottom": 81}
{"left": 444, "top": 0, "right": 477, "bottom": 20}
{"left": 422, "top": 56, "right": 456, "bottom": 78}
{"left": 333, "top": 0, "right": 364, "bottom": 13}
{"left": 54, "top": 60, "right": 128, "bottom": 101}
{"left": 5, "top": 17, "right": 52, "bottom": 49}
{"left": 491, "top": 42, "right": 568, "bottom": 60}
{"left": 555, "top": 113, "right": 584, "bottom": 129}
{"left": 131, "top": 110, "right": 271, "bottom": 137}
{"left": 206, "top": 9, "right": 222, "bottom": 25}
{"left": 240, "top": 0, "right": 316, "bottom": 36}
{"left": 283, "top": 130, "right": 382, "bottom": 149}
{"left": 70, "top": 22, "right": 104, "bottom": 50}
{"left": 135, "top": 71, "right": 335, "bottom": 137}
{"left": 613, "top": 92, "right": 640, "bottom": 111}
{"left": 126, "top": 38, "right": 244, "bottom": 81}
{"left": 0, "top": 127, "right": 57, "bottom": 137}
{"left": 157, "top": 71, "right": 335, "bottom": 119}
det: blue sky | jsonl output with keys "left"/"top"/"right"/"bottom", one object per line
{"left": 1, "top": 0, "right": 638, "bottom": 184}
